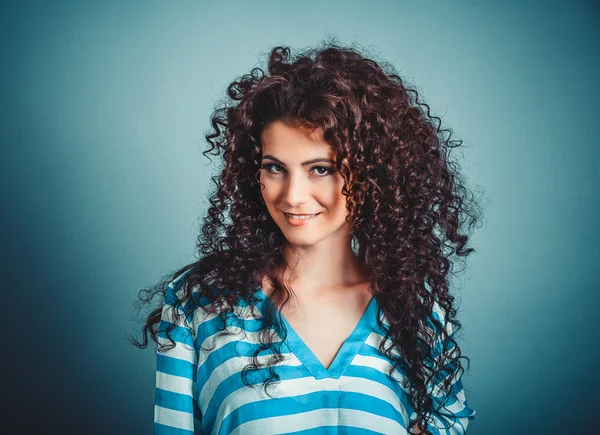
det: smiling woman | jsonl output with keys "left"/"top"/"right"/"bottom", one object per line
{"left": 258, "top": 121, "right": 352, "bottom": 248}
{"left": 132, "top": 38, "right": 484, "bottom": 435}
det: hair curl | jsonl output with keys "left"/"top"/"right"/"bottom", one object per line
{"left": 132, "top": 38, "right": 485, "bottom": 434}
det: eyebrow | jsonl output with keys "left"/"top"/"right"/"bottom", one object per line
{"left": 261, "top": 155, "right": 336, "bottom": 166}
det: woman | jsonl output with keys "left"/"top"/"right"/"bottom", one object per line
{"left": 133, "top": 40, "right": 483, "bottom": 434}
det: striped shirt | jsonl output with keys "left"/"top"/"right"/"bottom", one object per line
{"left": 154, "top": 272, "right": 476, "bottom": 434}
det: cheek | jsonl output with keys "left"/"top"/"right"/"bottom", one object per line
{"left": 260, "top": 182, "right": 277, "bottom": 202}
{"left": 260, "top": 185, "right": 282, "bottom": 215}
{"left": 332, "top": 179, "right": 349, "bottom": 205}
{"left": 259, "top": 176, "right": 347, "bottom": 210}
{"left": 324, "top": 181, "right": 351, "bottom": 214}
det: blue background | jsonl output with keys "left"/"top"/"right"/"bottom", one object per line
{"left": 2, "top": 1, "right": 598, "bottom": 434}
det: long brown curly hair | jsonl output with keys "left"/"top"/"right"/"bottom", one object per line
{"left": 132, "top": 38, "right": 484, "bottom": 434}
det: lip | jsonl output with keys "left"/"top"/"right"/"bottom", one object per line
{"left": 283, "top": 212, "right": 321, "bottom": 216}
{"left": 282, "top": 211, "right": 321, "bottom": 226}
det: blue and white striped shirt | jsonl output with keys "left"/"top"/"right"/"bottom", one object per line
{"left": 154, "top": 272, "right": 476, "bottom": 434}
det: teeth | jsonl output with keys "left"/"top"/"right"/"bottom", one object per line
{"left": 286, "top": 213, "right": 318, "bottom": 220}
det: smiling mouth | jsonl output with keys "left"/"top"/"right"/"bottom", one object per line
{"left": 283, "top": 212, "right": 321, "bottom": 220}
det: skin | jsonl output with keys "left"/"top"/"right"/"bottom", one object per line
{"left": 259, "top": 122, "right": 427, "bottom": 433}
{"left": 259, "top": 120, "right": 368, "bottom": 296}
{"left": 258, "top": 120, "right": 373, "bottom": 369}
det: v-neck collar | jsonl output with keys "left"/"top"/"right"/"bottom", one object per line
{"left": 254, "top": 287, "right": 378, "bottom": 380}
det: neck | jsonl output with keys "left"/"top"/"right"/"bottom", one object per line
{"left": 281, "top": 235, "right": 369, "bottom": 295}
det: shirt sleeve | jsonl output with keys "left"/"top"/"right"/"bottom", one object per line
{"left": 154, "top": 281, "right": 202, "bottom": 434}
{"left": 425, "top": 303, "right": 476, "bottom": 435}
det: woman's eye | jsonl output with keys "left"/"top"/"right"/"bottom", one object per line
{"left": 263, "top": 163, "right": 284, "bottom": 173}
{"left": 313, "top": 166, "right": 334, "bottom": 176}
{"left": 262, "top": 163, "right": 334, "bottom": 176}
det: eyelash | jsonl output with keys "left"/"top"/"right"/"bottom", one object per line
{"left": 261, "top": 163, "right": 334, "bottom": 176}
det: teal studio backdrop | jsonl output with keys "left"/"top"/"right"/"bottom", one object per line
{"left": 2, "top": 0, "right": 598, "bottom": 434}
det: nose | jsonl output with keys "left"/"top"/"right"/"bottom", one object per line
{"left": 281, "top": 171, "right": 312, "bottom": 206}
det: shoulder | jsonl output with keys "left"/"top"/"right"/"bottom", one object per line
{"left": 165, "top": 271, "right": 262, "bottom": 331}
{"left": 161, "top": 271, "right": 219, "bottom": 335}
{"left": 429, "top": 299, "right": 457, "bottom": 338}
{"left": 165, "top": 269, "right": 223, "bottom": 310}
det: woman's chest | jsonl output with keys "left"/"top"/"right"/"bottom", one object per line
{"left": 194, "top": 294, "right": 412, "bottom": 435}
{"left": 279, "top": 296, "right": 371, "bottom": 370}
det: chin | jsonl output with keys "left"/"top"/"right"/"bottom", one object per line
{"left": 286, "top": 239, "right": 319, "bottom": 249}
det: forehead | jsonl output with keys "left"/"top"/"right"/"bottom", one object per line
{"left": 261, "top": 121, "right": 335, "bottom": 157}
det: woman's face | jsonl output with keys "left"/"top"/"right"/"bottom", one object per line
{"left": 259, "top": 120, "right": 351, "bottom": 247}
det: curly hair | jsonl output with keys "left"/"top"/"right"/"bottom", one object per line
{"left": 132, "top": 39, "right": 484, "bottom": 434}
